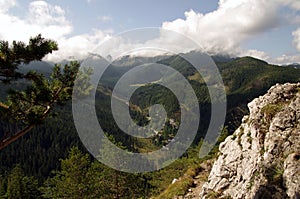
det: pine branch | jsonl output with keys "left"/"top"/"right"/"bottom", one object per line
{"left": 0, "top": 125, "right": 34, "bottom": 151}
{"left": 0, "top": 102, "right": 9, "bottom": 109}
{"left": 0, "top": 103, "right": 51, "bottom": 151}
{"left": 0, "top": 58, "right": 91, "bottom": 151}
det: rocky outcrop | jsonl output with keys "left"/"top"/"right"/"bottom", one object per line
{"left": 200, "top": 83, "right": 300, "bottom": 199}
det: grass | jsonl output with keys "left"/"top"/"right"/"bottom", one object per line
{"left": 260, "top": 148, "right": 266, "bottom": 156}
{"left": 134, "top": 138, "right": 160, "bottom": 153}
{"left": 152, "top": 149, "right": 214, "bottom": 199}
{"left": 148, "top": 142, "right": 209, "bottom": 198}
{"left": 231, "top": 134, "right": 237, "bottom": 140}
{"left": 153, "top": 166, "right": 200, "bottom": 199}
{"left": 188, "top": 72, "right": 202, "bottom": 82}
{"left": 206, "top": 190, "right": 222, "bottom": 199}
{"left": 265, "top": 164, "right": 284, "bottom": 185}
{"left": 261, "top": 103, "right": 284, "bottom": 123}
{"left": 237, "top": 127, "right": 244, "bottom": 148}
{"left": 246, "top": 180, "right": 254, "bottom": 190}
{"left": 247, "top": 170, "right": 259, "bottom": 190}
{"left": 247, "top": 131, "right": 252, "bottom": 144}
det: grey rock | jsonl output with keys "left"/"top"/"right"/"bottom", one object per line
{"left": 284, "top": 153, "right": 300, "bottom": 198}
{"left": 200, "top": 82, "right": 300, "bottom": 199}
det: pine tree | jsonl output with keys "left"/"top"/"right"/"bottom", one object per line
{"left": 0, "top": 35, "right": 92, "bottom": 150}
{"left": 4, "top": 165, "right": 41, "bottom": 199}
{"left": 0, "top": 34, "right": 58, "bottom": 83}
{"left": 41, "top": 146, "right": 150, "bottom": 198}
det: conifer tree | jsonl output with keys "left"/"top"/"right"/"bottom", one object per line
{"left": 0, "top": 35, "right": 92, "bottom": 150}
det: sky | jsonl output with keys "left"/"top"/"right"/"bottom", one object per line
{"left": 0, "top": 0, "right": 300, "bottom": 64}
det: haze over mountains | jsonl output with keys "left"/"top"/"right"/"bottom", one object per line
{"left": 20, "top": 53, "right": 299, "bottom": 76}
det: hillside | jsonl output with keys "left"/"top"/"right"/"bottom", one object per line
{"left": 0, "top": 54, "right": 300, "bottom": 197}
{"left": 217, "top": 56, "right": 300, "bottom": 132}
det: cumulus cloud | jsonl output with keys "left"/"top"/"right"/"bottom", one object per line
{"left": 1, "top": 0, "right": 300, "bottom": 64}
{"left": 0, "top": 1, "right": 72, "bottom": 42}
{"left": 273, "top": 54, "right": 300, "bottom": 65}
{"left": 238, "top": 49, "right": 269, "bottom": 61}
{"left": 0, "top": 0, "right": 16, "bottom": 13}
{"left": 0, "top": 0, "right": 111, "bottom": 62}
{"left": 278, "top": 0, "right": 300, "bottom": 11}
{"left": 158, "top": 0, "right": 300, "bottom": 64}
{"left": 161, "top": 0, "right": 280, "bottom": 56}
{"left": 46, "top": 30, "right": 112, "bottom": 61}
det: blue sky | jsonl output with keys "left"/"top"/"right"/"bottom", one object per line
{"left": 1, "top": 0, "right": 300, "bottom": 64}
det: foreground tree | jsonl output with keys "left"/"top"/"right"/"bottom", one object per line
{"left": 0, "top": 35, "right": 92, "bottom": 150}
{"left": 0, "top": 34, "right": 58, "bottom": 83}
{"left": 40, "top": 147, "right": 96, "bottom": 198}
{"left": 0, "top": 165, "right": 41, "bottom": 199}
{"left": 41, "top": 147, "right": 149, "bottom": 199}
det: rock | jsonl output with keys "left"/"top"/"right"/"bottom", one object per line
{"left": 284, "top": 153, "right": 300, "bottom": 198}
{"left": 172, "top": 178, "right": 179, "bottom": 184}
{"left": 200, "top": 82, "right": 300, "bottom": 199}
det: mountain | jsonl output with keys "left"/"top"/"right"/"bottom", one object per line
{"left": 286, "top": 63, "right": 300, "bottom": 69}
{"left": 200, "top": 82, "right": 300, "bottom": 199}
{"left": 0, "top": 54, "right": 300, "bottom": 185}
{"left": 212, "top": 55, "right": 234, "bottom": 63}
{"left": 112, "top": 54, "right": 171, "bottom": 67}
{"left": 17, "top": 61, "right": 53, "bottom": 76}
{"left": 216, "top": 56, "right": 300, "bottom": 132}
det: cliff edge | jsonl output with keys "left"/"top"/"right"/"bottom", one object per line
{"left": 200, "top": 83, "right": 300, "bottom": 199}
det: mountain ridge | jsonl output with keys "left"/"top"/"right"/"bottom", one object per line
{"left": 0, "top": 54, "right": 300, "bottom": 190}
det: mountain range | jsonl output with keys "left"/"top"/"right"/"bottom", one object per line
{"left": 0, "top": 53, "right": 299, "bottom": 198}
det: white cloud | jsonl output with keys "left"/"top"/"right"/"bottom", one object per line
{"left": 158, "top": 0, "right": 300, "bottom": 64}
{"left": 0, "top": 0, "right": 113, "bottom": 62}
{"left": 53, "top": 0, "right": 300, "bottom": 64}
{"left": 1, "top": 0, "right": 300, "bottom": 64}
{"left": 273, "top": 54, "right": 300, "bottom": 65}
{"left": 278, "top": 0, "right": 300, "bottom": 11}
{"left": 46, "top": 30, "right": 112, "bottom": 61}
{"left": 0, "top": 1, "right": 72, "bottom": 42}
{"left": 292, "top": 28, "right": 300, "bottom": 51}
{"left": 272, "top": 27, "right": 300, "bottom": 65}
{"left": 0, "top": 0, "right": 16, "bottom": 13}
{"left": 98, "top": 16, "right": 113, "bottom": 22}
{"left": 239, "top": 49, "right": 270, "bottom": 61}
{"left": 161, "top": 0, "right": 280, "bottom": 56}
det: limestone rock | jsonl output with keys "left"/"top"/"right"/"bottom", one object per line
{"left": 200, "top": 82, "right": 300, "bottom": 199}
